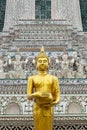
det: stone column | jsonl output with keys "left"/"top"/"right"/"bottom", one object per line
{"left": 3, "top": 0, "right": 35, "bottom": 31}
{"left": 30, "top": 0, "right": 35, "bottom": 19}
{"left": 19, "top": 0, "right": 35, "bottom": 19}
{"left": 51, "top": 0, "right": 58, "bottom": 19}
{"left": 72, "top": 0, "right": 83, "bottom": 31}
{"left": 20, "top": 0, "right": 35, "bottom": 19}
{"left": 3, "top": 0, "right": 17, "bottom": 31}
{"left": 56, "top": 0, "right": 83, "bottom": 30}
{"left": 57, "top": 0, "right": 67, "bottom": 20}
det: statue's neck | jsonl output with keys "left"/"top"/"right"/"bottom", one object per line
{"left": 38, "top": 71, "right": 47, "bottom": 75}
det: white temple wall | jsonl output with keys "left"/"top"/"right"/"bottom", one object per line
{"left": 72, "top": 0, "right": 83, "bottom": 31}
{"left": 3, "top": 0, "right": 83, "bottom": 31}
{"left": 3, "top": 0, "right": 35, "bottom": 31}
{"left": 3, "top": 0, "right": 82, "bottom": 31}
{"left": 3, "top": 0, "right": 17, "bottom": 31}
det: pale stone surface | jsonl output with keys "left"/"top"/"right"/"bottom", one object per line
{"left": 72, "top": 0, "right": 83, "bottom": 31}
{"left": 3, "top": 0, "right": 83, "bottom": 31}
{"left": 3, "top": 0, "right": 35, "bottom": 31}
{"left": 51, "top": 0, "right": 58, "bottom": 19}
{"left": 3, "top": 0, "right": 17, "bottom": 31}
{"left": 56, "top": 0, "right": 83, "bottom": 30}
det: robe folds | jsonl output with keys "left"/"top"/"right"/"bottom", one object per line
{"left": 27, "top": 74, "right": 60, "bottom": 130}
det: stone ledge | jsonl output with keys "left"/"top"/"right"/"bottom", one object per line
{"left": 0, "top": 114, "right": 87, "bottom": 126}
{"left": 0, "top": 78, "right": 87, "bottom": 85}
{"left": 0, "top": 79, "right": 87, "bottom": 94}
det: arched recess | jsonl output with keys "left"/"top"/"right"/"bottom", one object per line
{"left": 65, "top": 96, "right": 84, "bottom": 114}
{"left": 68, "top": 102, "right": 82, "bottom": 113}
{"left": 5, "top": 102, "right": 22, "bottom": 114}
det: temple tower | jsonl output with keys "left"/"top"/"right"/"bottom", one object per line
{"left": 0, "top": 1, "right": 87, "bottom": 129}
{"left": 3, "top": 0, "right": 82, "bottom": 31}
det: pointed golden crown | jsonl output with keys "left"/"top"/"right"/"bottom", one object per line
{"left": 36, "top": 46, "right": 50, "bottom": 63}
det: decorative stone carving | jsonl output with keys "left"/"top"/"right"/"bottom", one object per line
{"left": 0, "top": 56, "right": 5, "bottom": 78}
{"left": 0, "top": 50, "right": 87, "bottom": 79}
{"left": 75, "top": 57, "right": 86, "bottom": 78}
{"left": 5, "top": 102, "right": 22, "bottom": 114}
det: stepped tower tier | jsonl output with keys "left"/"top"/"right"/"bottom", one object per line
{"left": 3, "top": 0, "right": 82, "bottom": 31}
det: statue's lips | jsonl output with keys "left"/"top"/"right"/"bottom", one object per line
{"left": 40, "top": 64, "right": 45, "bottom": 67}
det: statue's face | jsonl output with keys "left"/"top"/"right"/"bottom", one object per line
{"left": 36, "top": 57, "right": 49, "bottom": 71}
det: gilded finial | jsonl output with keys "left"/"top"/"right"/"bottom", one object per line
{"left": 41, "top": 46, "right": 44, "bottom": 53}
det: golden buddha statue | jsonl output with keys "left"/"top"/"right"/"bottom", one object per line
{"left": 27, "top": 47, "right": 60, "bottom": 130}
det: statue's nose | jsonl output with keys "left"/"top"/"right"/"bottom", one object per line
{"left": 41, "top": 61, "right": 44, "bottom": 65}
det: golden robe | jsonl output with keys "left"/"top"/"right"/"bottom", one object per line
{"left": 27, "top": 74, "right": 60, "bottom": 130}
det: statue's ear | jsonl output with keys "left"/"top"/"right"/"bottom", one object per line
{"left": 49, "top": 59, "right": 50, "bottom": 65}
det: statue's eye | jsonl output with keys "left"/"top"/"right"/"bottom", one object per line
{"left": 43, "top": 60, "right": 47, "bottom": 63}
{"left": 38, "top": 60, "right": 42, "bottom": 63}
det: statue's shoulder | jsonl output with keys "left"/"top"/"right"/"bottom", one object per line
{"left": 28, "top": 74, "right": 38, "bottom": 80}
{"left": 48, "top": 74, "right": 58, "bottom": 80}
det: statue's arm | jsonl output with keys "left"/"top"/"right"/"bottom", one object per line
{"left": 27, "top": 77, "right": 34, "bottom": 100}
{"left": 43, "top": 76, "right": 60, "bottom": 107}
{"left": 51, "top": 76, "right": 60, "bottom": 106}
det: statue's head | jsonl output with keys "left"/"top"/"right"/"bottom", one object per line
{"left": 36, "top": 47, "right": 50, "bottom": 71}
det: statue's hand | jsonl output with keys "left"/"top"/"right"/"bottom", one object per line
{"left": 27, "top": 95, "right": 33, "bottom": 100}
{"left": 50, "top": 101, "right": 58, "bottom": 106}
{"left": 42, "top": 103, "right": 51, "bottom": 107}
{"left": 42, "top": 101, "right": 57, "bottom": 107}
{"left": 39, "top": 100, "right": 58, "bottom": 107}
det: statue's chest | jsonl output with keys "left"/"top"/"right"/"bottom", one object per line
{"left": 33, "top": 76, "right": 53, "bottom": 91}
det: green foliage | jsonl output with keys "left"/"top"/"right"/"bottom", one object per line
{"left": 35, "top": 0, "right": 51, "bottom": 19}
{"left": 0, "top": 0, "right": 6, "bottom": 32}
{"left": 80, "top": 0, "right": 87, "bottom": 31}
